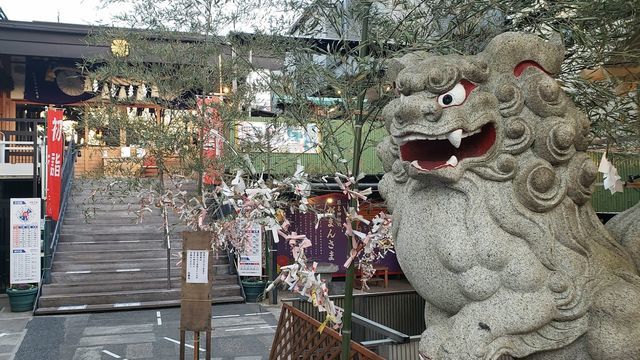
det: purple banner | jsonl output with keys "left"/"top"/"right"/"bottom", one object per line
{"left": 277, "top": 194, "right": 402, "bottom": 276}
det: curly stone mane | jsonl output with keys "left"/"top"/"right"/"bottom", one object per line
{"left": 377, "top": 32, "right": 640, "bottom": 360}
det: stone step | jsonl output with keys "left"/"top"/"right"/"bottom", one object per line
{"left": 39, "top": 178, "right": 243, "bottom": 316}
{"left": 61, "top": 223, "right": 169, "bottom": 234}
{"left": 58, "top": 233, "right": 182, "bottom": 245}
{"left": 50, "top": 265, "right": 232, "bottom": 283}
{"left": 41, "top": 277, "right": 240, "bottom": 295}
{"left": 41, "top": 277, "right": 181, "bottom": 295}
{"left": 63, "top": 213, "right": 165, "bottom": 227}
{"left": 34, "top": 296, "right": 245, "bottom": 315}
{"left": 38, "top": 284, "right": 244, "bottom": 308}
{"left": 62, "top": 216, "right": 182, "bottom": 226}
{"left": 63, "top": 208, "right": 179, "bottom": 218}
{"left": 64, "top": 208, "right": 164, "bottom": 215}
{"left": 54, "top": 249, "right": 178, "bottom": 261}
{"left": 60, "top": 232, "right": 165, "bottom": 242}
{"left": 52, "top": 256, "right": 229, "bottom": 271}
{"left": 38, "top": 288, "right": 183, "bottom": 308}
{"left": 61, "top": 225, "right": 188, "bottom": 235}
{"left": 56, "top": 239, "right": 182, "bottom": 252}
{"left": 64, "top": 203, "right": 147, "bottom": 211}
{"left": 65, "top": 198, "right": 152, "bottom": 205}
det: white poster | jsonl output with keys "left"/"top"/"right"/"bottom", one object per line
{"left": 185, "top": 250, "right": 208, "bottom": 284}
{"left": 238, "top": 223, "right": 262, "bottom": 276}
{"left": 236, "top": 121, "right": 320, "bottom": 154}
{"left": 10, "top": 198, "right": 42, "bottom": 284}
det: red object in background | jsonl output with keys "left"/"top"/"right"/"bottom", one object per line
{"left": 197, "top": 96, "right": 224, "bottom": 185}
{"left": 46, "top": 108, "right": 64, "bottom": 220}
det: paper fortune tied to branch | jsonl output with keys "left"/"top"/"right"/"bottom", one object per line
{"left": 598, "top": 152, "right": 624, "bottom": 194}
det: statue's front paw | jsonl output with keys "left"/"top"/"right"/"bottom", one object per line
{"left": 420, "top": 323, "right": 482, "bottom": 360}
{"left": 420, "top": 320, "right": 492, "bottom": 360}
{"left": 419, "top": 323, "right": 451, "bottom": 359}
{"left": 437, "top": 339, "right": 484, "bottom": 360}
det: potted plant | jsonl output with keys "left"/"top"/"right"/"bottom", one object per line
{"left": 6, "top": 283, "right": 38, "bottom": 312}
{"left": 241, "top": 277, "right": 268, "bottom": 303}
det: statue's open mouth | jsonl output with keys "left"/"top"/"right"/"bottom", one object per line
{"left": 399, "top": 123, "right": 496, "bottom": 171}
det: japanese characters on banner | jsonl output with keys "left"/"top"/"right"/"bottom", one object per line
{"left": 280, "top": 194, "right": 402, "bottom": 274}
{"left": 238, "top": 223, "right": 262, "bottom": 276}
{"left": 197, "top": 96, "right": 224, "bottom": 185}
{"left": 46, "top": 108, "right": 64, "bottom": 220}
{"left": 185, "top": 250, "right": 209, "bottom": 284}
{"left": 10, "top": 198, "right": 42, "bottom": 284}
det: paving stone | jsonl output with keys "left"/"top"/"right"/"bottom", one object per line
{"left": 79, "top": 333, "right": 156, "bottom": 346}
{"left": 71, "top": 346, "right": 103, "bottom": 360}
{"left": 126, "top": 342, "right": 154, "bottom": 359}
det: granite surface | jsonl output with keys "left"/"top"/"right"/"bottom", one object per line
{"left": 377, "top": 32, "right": 640, "bottom": 359}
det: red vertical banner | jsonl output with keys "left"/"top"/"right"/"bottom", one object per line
{"left": 46, "top": 108, "right": 64, "bottom": 220}
{"left": 197, "top": 96, "right": 224, "bottom": 185}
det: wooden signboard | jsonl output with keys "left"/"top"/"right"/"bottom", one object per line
{"left": 180, "top": 231, "right": 214, "bottom": 360}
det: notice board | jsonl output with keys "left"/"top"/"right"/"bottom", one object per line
{"left": 10, "top": 198, "right": 41, "bottom": 284}
{"left": 237, "top": 223, "right": 262, "bottom": 276}
{"left": 181, "top": 232, "right": 214, "bottom": 331}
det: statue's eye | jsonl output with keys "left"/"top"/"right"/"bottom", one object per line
{"left": 437, "top": 83, "right": 466, "bottom": 107}
{"left": 437, "top": 80, "right": 476, "bottom": 108}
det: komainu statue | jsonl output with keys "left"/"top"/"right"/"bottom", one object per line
{"left": 377, "top": 32, "right": 640, "bottom": 359}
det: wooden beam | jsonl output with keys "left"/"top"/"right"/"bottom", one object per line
{"left": 581, "top": 65, "right": 640, "bottom": 82}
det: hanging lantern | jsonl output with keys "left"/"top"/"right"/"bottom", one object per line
{"left": 118, "top": 86, "right": 127, "bottom": 100}
{"left": 151, "top": 85, "right": 159, "bottom": 98}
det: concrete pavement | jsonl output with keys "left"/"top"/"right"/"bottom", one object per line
{"left": 13, "top": 303, "right": 280, "bottom": 360}
{"left": 0, "top": 295, "right": 31, "bottom": 360}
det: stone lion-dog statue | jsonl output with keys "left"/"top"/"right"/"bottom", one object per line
{"left": 377, "top": 32, "right": 640, "bottom": 359}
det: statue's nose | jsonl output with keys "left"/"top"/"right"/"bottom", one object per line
{"left": 395, "top": 95, "right": 442, "bottom": 124}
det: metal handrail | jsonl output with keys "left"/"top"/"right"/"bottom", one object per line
{"left": 229, "top": 250, "right": 246, "bottom": 300}
{"left": 33, "top": 140, "right": 76, "bottom": 313}
{"left": 284, "top": 291, "right": 421, "bottom": 345}
{"left": 211, "top": 194, "right": 246, "bottom": 300}
{"left": 162, "top": 204, "right": 171, "bottom": 289}
{"left": 50, "top": 141, "right": 76, "bottom": 255}
{"left": 350, "top": 311, "right": 411, "bottom": 343}
{"left": 285, "top": 296, "right": 411, "bottom": 343}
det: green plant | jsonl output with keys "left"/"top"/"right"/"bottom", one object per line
{"left": 8, "top": 283, "right": 37, "bottom": 290}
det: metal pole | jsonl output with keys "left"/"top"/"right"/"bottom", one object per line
{"left": 43, "top": 217, "right": 52, "bottom": 284}
{"left": 341, "top": 2, "right": 371, "bottom": 358}
{"left": 32, "top": 120, "right": 38, "bottom": 197}
{"left": 163, "top": 206, "right": 171, "bottom": 290}
{"left": 268, "top": 230, "right": 278, "bottom": 304}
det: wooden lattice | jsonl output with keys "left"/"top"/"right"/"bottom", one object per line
{"left": 270, "top": 303, "right": 384, "bottom": 360}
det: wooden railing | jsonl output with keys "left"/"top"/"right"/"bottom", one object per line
{"left": 270, "top": 303, "right": 384, "bottom": 360}
{"left": 0, "top": 118, "right": 44, "bottom": 195}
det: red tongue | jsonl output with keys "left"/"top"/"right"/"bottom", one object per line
{"left": 399, "top": 123, "right": 496, "bottom": 171}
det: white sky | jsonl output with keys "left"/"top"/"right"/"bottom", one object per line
{"left": 0, "top": 0, "right": 121, "bottom": 25}
{"left": 0, "top": 0, "right": 293, "bottom": 34}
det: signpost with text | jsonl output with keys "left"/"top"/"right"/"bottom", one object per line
{"left": 180, "top": 232, "right": 213, "bottom": 360}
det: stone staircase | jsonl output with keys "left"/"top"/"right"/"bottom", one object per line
{"left": 35, "top": 180, "right": 244, "bottom": 315}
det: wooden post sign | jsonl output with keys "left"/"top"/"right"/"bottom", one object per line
{"left": 180, "top": 232, "right": 214, "bottom": 360}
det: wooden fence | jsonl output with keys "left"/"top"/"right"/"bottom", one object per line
{"left": 270, "top": 303, "right": 383, "bottom": 360}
